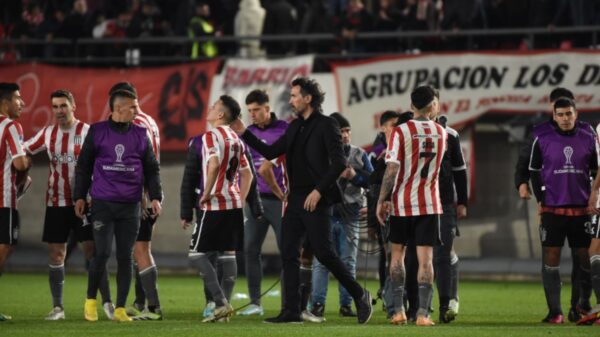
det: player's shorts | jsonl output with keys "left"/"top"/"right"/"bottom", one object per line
{"left": 137, "top": 209, "right": 157, "bottom": 242}
{"left": 389, "top": 214, "right": 440, "bottom": 246}
{"left": 43, "top": 206, "right": 92, "bottom": 243}
{"left": 189, "top": 208, "right": 244, "bottom": 253}
{"left": 540, "top": 213, "right": 591, "bottom": 248}
{"left": 0, "top": 208, "right": 19, "bottom": 245}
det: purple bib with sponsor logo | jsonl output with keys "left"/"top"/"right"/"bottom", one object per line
{"left": 538, "top": 127, "right": 596, "bottom": 207}
{"left": 90, "top": 121, "right": 148, "bottom": 202}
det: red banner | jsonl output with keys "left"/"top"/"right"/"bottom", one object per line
{"left": 0, "top": 61, "right": 220, "bottom": 151}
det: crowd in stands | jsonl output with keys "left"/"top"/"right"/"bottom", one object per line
{"left": 1, "top": 0, "right": 600, "bottom": 63}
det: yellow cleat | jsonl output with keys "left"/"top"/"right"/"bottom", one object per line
{"left": 113, "top": 307, "right": 133, "bottom": 322}
{"left": 84, "top": 299, "right": 98, "bottom": 322}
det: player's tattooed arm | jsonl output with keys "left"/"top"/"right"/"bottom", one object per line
{"left": 378, "top": 162, "right": 400, "bottom": 203}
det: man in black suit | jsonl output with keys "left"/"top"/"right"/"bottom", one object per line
{"left": 230, "top": 77, "right": 372, "bottom": 324}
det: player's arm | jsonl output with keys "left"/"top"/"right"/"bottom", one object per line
{"left": 258, "top": 160, "right": 285, "bottom": 200}
{"left": 588, "top": 139, "right": 600, "bottom": 214}
{"left": 243, "top": 149, "right": 264, "bottom": 219}
{"left": 528, "top": 138, "right": 544, "bottom": 204}
{"left": 238, "top": 155, "right": 253, "bottom": 204}
{"left": 240, "top": 127, "right": 286, "bottom": 160}
{"left": 376, "top": 161, "right": 400, "bottom": 225}
{"left": 74, "top": 129, "right": 96, "bottom": 217}
{"left": 180, "top": 138, "right": 200, "bottom": 223}
{"left": 515, "top": 135, "right": 534, "bottom": 198}
{"left": 200, "top": 156, "right": 219, "bottom": 204}
{"left": 449, "top": 131, "right": 468, "bottom": 218}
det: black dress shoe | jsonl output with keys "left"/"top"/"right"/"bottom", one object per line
{"left": 264, "top": 311, "right": 303, "bottom": 324}
{"left": 355, "top": 289, "right": 373, "bottom": 324}
{"left": 339, "top": 305, "right": 357, "bottom": 317}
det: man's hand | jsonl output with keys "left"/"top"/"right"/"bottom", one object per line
{"left": 199, "top": 193, "right": 212, "bottom": 205}
{"left": 588, "top": 190, "right": 600, "bottom": 215}
{"left": 457, "top": 204, "right": 467, "bottom": 219}
{"left": 151, "top": 200, "right": 162, "bottom": 218}
{"left": 181, "top": 219, "right": 195, "bottom": 230}
{"left": 340, "top": 167, "right": 356, "bottom": 180}
{"left": 376, "top": 201, "right": 391, "bottom": 226}
{"left": 518, "top": 183, "right": 531, "bottom": 200}
{"left": 229, "top": 118, "right": 247, "bottom": 135}
{"left": 303, "top": 189, "right": 321, "bottom": 212}
{"left": 75, "top": 199, "right": 86, "bottom": 219}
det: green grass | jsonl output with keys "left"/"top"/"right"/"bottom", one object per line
{"left": 0, "top": 273, "right": 595, "bottom": 336}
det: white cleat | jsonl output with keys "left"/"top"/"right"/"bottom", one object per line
{"left": 103, "top": 302, "right": 115, "bottom": 320}
{"left": 203, "top": 301, "right": 216, "bottom": 318}
{"left": 302, "top": 310, "right": 326, "bottom": 323}
{"left": 45, "top": 306, "right": 65, "bottom": 320}
{"left": 447, "top": 299, "right": 460, "bottom": 320}
{"left": 237, "top": 304, "right": 264, "bottom": 316}
{"left": 202, "top": 303, "right": 234, "bottom": 323}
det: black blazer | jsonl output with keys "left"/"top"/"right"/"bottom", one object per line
{"left": 241, "top": 111, "right": 346, "bottom": 204}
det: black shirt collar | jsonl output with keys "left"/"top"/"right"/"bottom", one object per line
{"left": 109, "top": 116, "right": 131, "bottom": 133}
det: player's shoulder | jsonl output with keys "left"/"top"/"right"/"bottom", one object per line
{"left": 445, "top": 126, "right": 459, "bottom": 138}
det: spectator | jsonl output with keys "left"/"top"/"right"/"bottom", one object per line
{"left": 299, "top": 0, "right": 335, "bottom": 54}
{"left": 262, "top": 0, "right": 298, "bottom": 56}
{"left": 338, "top": 0, "right": 373, "bottom": 53}
{"left": 187, "top": 1, "right": 218, "bottom": 59}
{"left": 234, "top": 0, "right": 265, "bottom": 58}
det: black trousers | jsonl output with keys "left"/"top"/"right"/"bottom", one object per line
{"left": 281, "top": 192, "right": 363, "bottom": 315}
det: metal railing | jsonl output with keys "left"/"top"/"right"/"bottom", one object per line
{"left": 1, "top": 25, "right": 599, "bottom": 67}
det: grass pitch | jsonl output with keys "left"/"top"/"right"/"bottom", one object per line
{"left": 0, "top": 273, "right": 595, "bottom": 336}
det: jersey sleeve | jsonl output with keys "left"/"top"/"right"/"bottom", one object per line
{"left": 202, "top": 131, "right": 220, "bottom": 161}
{"left": 23, "top": 127, "right": 47, "bottom": 155}
{"left": 6, "top": 122, "right": 26, "bottom": 159}
{"left": 384, "top": 128, "right": 401, "bottom": 164}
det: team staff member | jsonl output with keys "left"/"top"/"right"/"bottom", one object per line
{"left": 230, "top": 77, "right": 373, "bottom": 324}
{"left": 74, "top": 89, "right": 162, "bottom": 322}
{"left": 376, "top": 86, "right": 447, "bottom": 327}
{"left": 529, "top": 98, "right": 595, "bottom": 324}
{"left": 107, "top": 82, "right": 163, "bottom": 320}
{"left": 24, "top": 90, "right": 114, "bottom": 320}
{"left": 0, "top": 83, "right": 31, "bottom": 322}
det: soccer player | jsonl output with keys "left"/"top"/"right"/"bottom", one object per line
{"left": 107, "top": 82, "right": 163, "bottom": 320}
{"left": 74, "top": 89, "right": 162, "bottom": 322}
{"left": 515, "top": 88, "right": 593, "bottom": 321}
{"left": 376, "top": 86, "right": 447, "bottom": 326}
{"left": 529, "top": 97, "right": 595, "bottom": 324}
{"left": 584, "top": 139, "right": 600, "bottom": 325}
{"left": 238, "top": 89, "right": 287, "bottom": 316}
{"left": 0, "top": 82, "right": 31, "bottom": 321}
{"left": 310, "top": 112, "right": 373, "bottom": 318}
{"left": 428, "top": 89, "right": 468, "bottom": 323}
{"left": 182, "top": 95, "right": 253, "bottom": 323}
{"left": 24, "top": 90, "right": 114, "bottom": 320}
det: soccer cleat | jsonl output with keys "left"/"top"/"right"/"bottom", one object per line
{"left": 0, "top": 313, "right": 12, "bottom": 321}
{"left": 203, "top": 301, "right": 215, "bottom": 318}
{"left": 339, "top": 305, "right": 357, "bottom": 317}
{"left": 133, "top": 311, "right": 163, "bottom": 321}
{"left": 576, "top": 310, "right": 600, "bottom": 325}
{"left": 84, "top": 299, "right": 98, "bottom": 322}
{"left": 568, "top": 307, "right": 581, "bottom": 322}
{"left": 125, "top": 303, "right": 143, "bottom": 317}
{"left": 45, "top": 306, "right": 65, "bottom": 320}
{"left": 302, "top": 310, "right": 325, "bottom": 323}
{"left": 103, "top": 302, "right": 115, "bottom": 320}
{"left": 447, "top": 298, "right": 459, "bottom": 320}
{"left": 113, "top": 307, "right": 133, "bottom": 322}
{"left": 237, "top": 304, "right": 264, "bottom": 316}
{"left": 355, "top": 289, "right": 373, "bottom": 324}
{"left": 202, "top": 303, "right": 233, "bottom": 323}
{"left": 541, "top": 313, "right": 564, "bottom": 324}
{"left": 263, "top": 311, "right": 303, "bottom": 324}
{"left": 416, "top": 315, "right": 435, "bottom": 326}
{"left": 390, "top": 311, "right": 407, "bottom": 325}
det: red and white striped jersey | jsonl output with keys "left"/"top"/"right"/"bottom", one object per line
{"left": 385, "top": 119, "right": 447, "bottom": 216}
{"left": 24, "top": 120, "right": 88, "bottom": 207}
{"left": 0, "top": 116, "right": 26, "bottom": 209}
{"left": 201, "top": 125, "right": 249, "bottom": 211}
{"left": 133, "top": 111, "right": 160, "bottom": 162}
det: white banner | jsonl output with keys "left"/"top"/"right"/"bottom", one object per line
{"left": 221, "top": 55, "right": 314, "bottom": 122}
{"left": 333, "top": 51, "right": 600, "bottom": 146}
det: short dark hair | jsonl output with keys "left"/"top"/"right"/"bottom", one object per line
{"left": 0, "top": 82, "right": 19, "bottom": 103}
{"left": 397, "top": 111, "right": 414, "bottom": 125}
{"left": 245, "top": 89, "right": 269, "bottom": 105}
{"left": 109, "top": 82, "right": 137, "bottom": 96}
{"left": 291, "top": 77, "right": 324, "bottom": 111}
{"left": 411, "top": 86, "right": 436, "bottom": 110}
{"left": 426, "top": 85, "right": 440, "bottom": 99}
{"left": 109, "top": 89, "right": 137, "bottom": 112}
{"left": 219, "top": 95, "right": 241, "bottom": 122}
{"left": 553, "top": 97, "right": 576, "bottom": 112}
{"left": 50, "top": 89, "right": 75, "bottom": 105}
{"left": 549, "top": 87, "right": 574, "bottom": 103}
{"left": 379, "top": 110, "right": 400, "bottom": 126}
